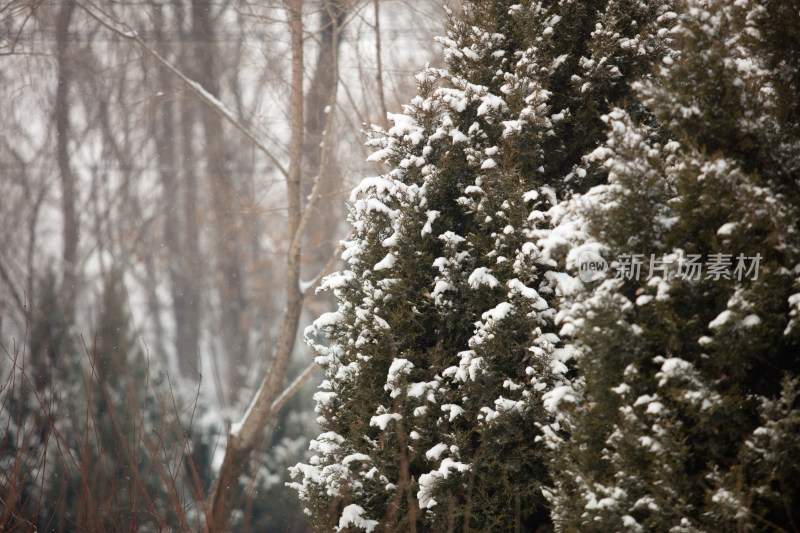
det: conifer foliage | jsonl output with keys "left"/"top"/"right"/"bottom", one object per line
{"left": 543, "top": 0, "right": 800, "bottom": 530}
{"left": 291, "top": 0, "right": 675, "bottom": 530}
{"left": 291, "top": 1, "right": 563, "bottom": 527}
{"left": 293, "top": 0, "right": 799, "bottom": 531}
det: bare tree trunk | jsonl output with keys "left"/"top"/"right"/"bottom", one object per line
{"left": 203, "top": 0, "right": 305, "bottom": 529}
{"left": 55, "top": 0, "right": 78, "bottom": 312}
{"left": 446, "top": 492, "right": 456, "bottom": 533}
{"left": 177, "top": 93, "right": 203, "bottom": 379}
{"left": 191, "top": 0, "right": 248, "bottom": 401}
{"left": 304, "top": 0, "right": 346, "bottom": 174}
{"left": 178, "top": 0, "right": 203, "bottom": 380}
{"left": 149, "top": 1, "right": 203, "bottom": 378}
{"left": 462, "top": 449, "right": 479, "bottom": 533}
{"left": 374, "top": 0, "right": 389, "bottom": 129}
{"left": 148, "top": 2, "right": 183, "bottom": 373}
{"left": 397, "top": 419, "right": 418, "bottom": 533}
{"left": 66, "top": 1, "right": 351, "bottom": 529}
{"left": 302, "top": 0, "right": 347, "bottom": 269}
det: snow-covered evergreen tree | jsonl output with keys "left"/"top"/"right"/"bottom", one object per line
{"left": 290, "top": 4, "right": 560, "bottom": 529}
{"left": 543, "top": 0, "right": 800, "bottom": 530}
{"left": 291, "top": 0, "right": 674, "bottom": 530}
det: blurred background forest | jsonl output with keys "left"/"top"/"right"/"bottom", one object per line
{"left": 0, "top": 0, "right": 450, "bottom": 529}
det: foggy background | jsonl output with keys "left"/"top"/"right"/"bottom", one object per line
{"left": 0, "top": 0, "right": 452, "bottom": 529}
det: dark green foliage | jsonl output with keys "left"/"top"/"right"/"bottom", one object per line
{"left": 546, "top": 0, "right": 800, "bottom": 530}
{"left": 293, "top": 0, "right": 800, "bottom": 531}
{"left": 292, "top": 0, "right": 674, "bottom": 531}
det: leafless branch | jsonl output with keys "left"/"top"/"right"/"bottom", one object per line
{"left": 72, "top": 0, "right": 289, "bottom": 179}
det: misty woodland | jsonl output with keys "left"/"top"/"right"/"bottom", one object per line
{"left": 1, "top": 0, "right": 799, "bottom": 531}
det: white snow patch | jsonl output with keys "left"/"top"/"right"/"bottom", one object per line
{"left": 370, "top": 413, "right": 402, "bottom": 430}
{"left": 417, "top": 459, "right": 470, "bottom": 509}
{"left": 426, "top": 443, "right": 448, "bottom": 461}
{"left": 481, "top": 301, "right": 513, "bottom": 322}
{"left": 422, "top": 210, "right": 440, "bottom": 236}
{"left": 342, "top": 453, "right": 370, "bottom": 466}
{"left": 388, "top": 358, "right": 414, "bottom": 379}
{"left": 468, "top": 267, "right": 500, "bottom": 289}
{"left": 545, "top": 271, "right": 583, "bottom": 296}
{"left": 450, "top": 129, "right": 469, "bottom": 143}
{"left": 374, "top": 253, "right": 397, "bottom": 271}
{"left": 337, "top": 504, "right": 378, "bottom": 532}
{"left": 542, "top": 385, "right": 576, "bottom": 413}
{"left": 441, "top": 404, "right": 465, "bottom": 421}
{"left": 717, "top": 222, "right": 738, "bottom": 236}
{"left": 385, "top": 358, "right": 414, "bottom": 398}
{"left": 742, "top": 314, "right": 761, "bottom": 327}
{"left": 709, "top": 310, "right": 734, "bottom": 330}
{"left": 611, "top": 383, "right": 631, "bottom": 395}
{"left": 313, "top": 311, "right": 343, "bottom": 329}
